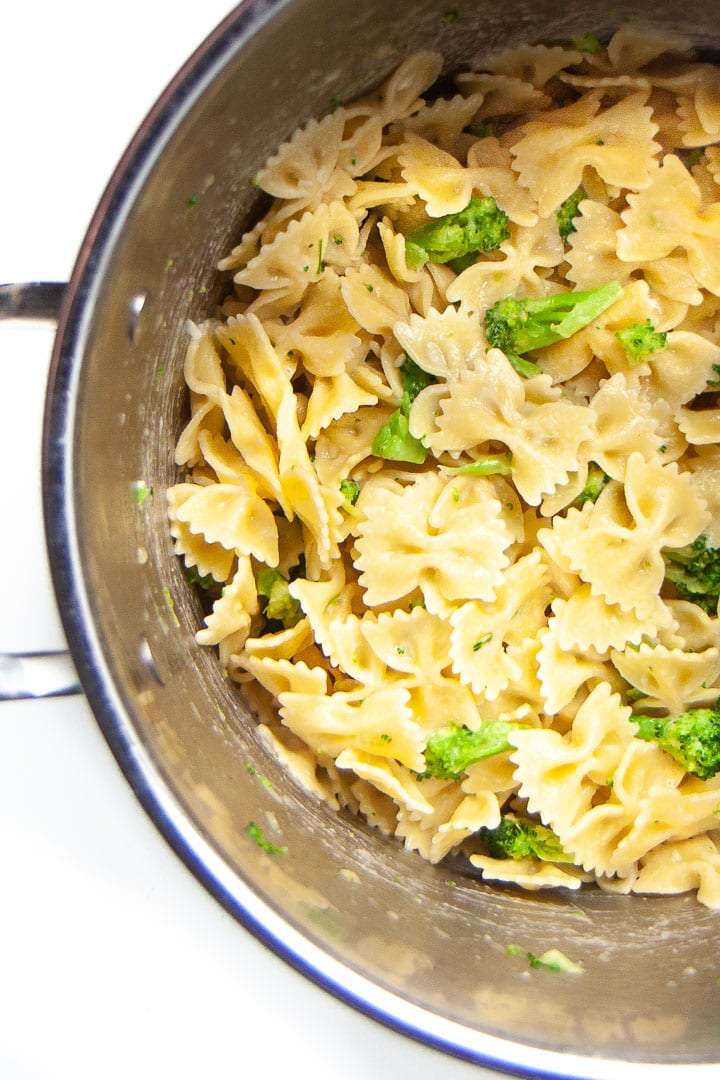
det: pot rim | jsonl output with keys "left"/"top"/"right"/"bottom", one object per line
{"left": 39, "top": 4, "right": 720, "bottom": 1075}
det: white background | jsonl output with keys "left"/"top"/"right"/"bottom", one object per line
{"left": 0, "top": 3, "right": 497, "bottom": 1078}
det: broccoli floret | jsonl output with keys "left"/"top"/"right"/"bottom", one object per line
{"left": 257, "top": 567, "right": 303, "bottom": 629}
{"left": 372, "top": 356, "right": 437, "bottom": 464}
{"left": 419, "top": 721, "right": 523, "bottom": 780}
{"left": 484, "top": 282, "right": 622, "bottom": 378}
{"left": 631, "top": 700, "right": 720, "bottom": 780}
{"left": 480, "top": 813, "right": 574, "bottom": 863}
{"left": 663, "top": 535, "right": 720, "bottom": 613}
{"left": 572, "top": 462, "right": 610, "bottom": 507}
{"left": 404, "top": 197, "right": 510, "bottom": 271}
{"left": 372, "top": 409, "right": 426, "bottom": 464}
{"left": 556, "top": 185, "right": 587, "bottom": 242}
{"left": 615, "top": 319, "right": 668, "bottom": 366}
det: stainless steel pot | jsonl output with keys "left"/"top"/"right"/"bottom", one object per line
{"left": 41, "top": 1, "right": 720, "bottom": 1074}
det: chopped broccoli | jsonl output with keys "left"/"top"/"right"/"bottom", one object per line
{"left": 134, "top": 480, "right": 154, "bottom": 508}
{"left": 663, "top": 535, "right": 720, "bottom": 613}
{"left": 245, "top": 821, "right": 287, "bottom": 856}
{"left": 465, "top": 120, "right": 495, "bottom": 139}
{"left": 684, "top": 146, "right": 706, "bottom": 168}
{"left": 184, "top": 565, "right": 214, "bottom": 590}
{"left": 572, "top": 462, "right": 610, "bottom": 506}
{"left": 556, "top": 185, "right": 587, "bottom": 242}
{"left": 571, "top": 33, "right": 602, "bottom": 53}
{"left": 480, "top": 813, "right": 574, "bottom": 863}
{"left": 372, "top": 409, "right": 426, "bottom": 463}
{"left": 404, "top": 197, "right": 510, "bottom": 271}
{"left": 615, "top": 319, "right": 668, "bottom": 366}
{"left": 257, "top": 567, "right": 303, "bottom": 629}
{"left": 440, "top": 452, "right": 513, "bottom": 477}
{"left": 339, "top": 478, "right": 360, "bottom": 507}
{"left": 419, "top": 721, "right": 523, "bottom": 780}
{"left": 631, "top": 700, "right": 720, "bottom": 780}
{"left": 372, "top": 356, "right": 437, "bottom": 464}
{"left": 507, "top": 945, "right": 584, "bottom": 974}
{"left": 484, "top": 282, "right": 622, "bottom": 378}
{"left": 397, "top": 355, "right": 437, "bottom": 400}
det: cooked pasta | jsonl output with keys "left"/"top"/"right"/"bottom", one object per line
{"left": 169, "top": 25, "right": 720, "bottom": 908}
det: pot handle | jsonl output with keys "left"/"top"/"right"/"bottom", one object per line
{"left": 0, "top": 281, "right": 67, "bottom": 321}
{"left": 0, "top": 281, "right": 81, "bottom": 700}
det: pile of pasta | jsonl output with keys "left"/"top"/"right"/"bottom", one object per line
{"left": 168, "top": 24, "right": 720, "bottom": 906}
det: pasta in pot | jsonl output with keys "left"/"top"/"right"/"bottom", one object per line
{"left": 168, "top": 24, "right": 720, "bottom": 907}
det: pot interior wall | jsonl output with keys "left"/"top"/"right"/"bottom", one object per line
{"left": 47, "top": 0, "right": 720, "bottom": 1069}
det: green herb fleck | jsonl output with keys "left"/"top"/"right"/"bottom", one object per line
{"left": 571, "top": 33, "right": 602, "bottom": 53}
{"left": 186, "top": 194, "right": 200, "bottom": 209}
{"left": 507, "top": 945, "right": 584, "bottom": 974}
{"left": 473, "top": 632, "right": 493, "bottom": 651}
{"left": 134, "top": 481, "right": 153, "bottom": 509}
{"left": 441, "top": 7, "right": 459, "bottom": 21}
{"left": 162, "top": 586, "right": 180, "bottom": 627}
{"left": 245, "top": 821, "right": 287, "bottom": 856}
{"left": 246, "top": 764, "right": 273, "bottom": 789}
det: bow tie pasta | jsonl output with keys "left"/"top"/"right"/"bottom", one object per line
{"left": 168, "top": 25, "right": 720, "bottom": 909}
